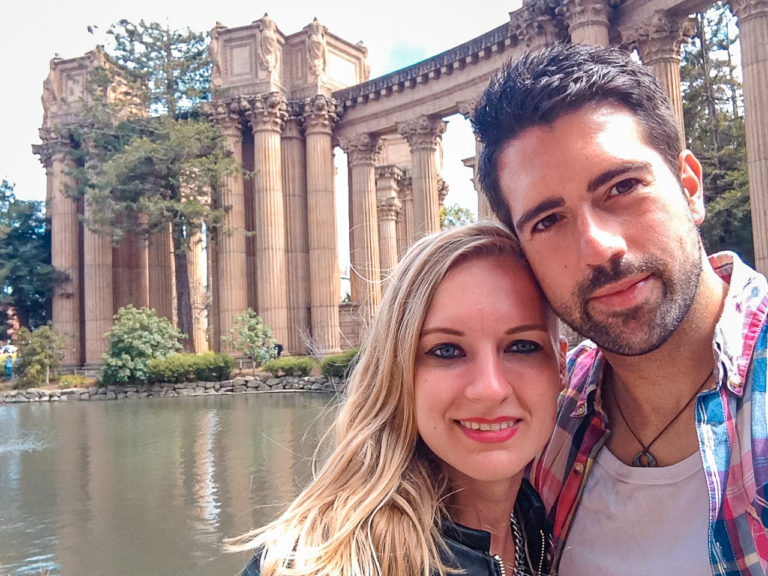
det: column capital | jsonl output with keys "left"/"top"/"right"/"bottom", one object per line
{"left": 208, "top": 100, "right": 245, "bottom": 137}
{"left": 339, "top": 133, "right": 381, "bottom": 166}
{"left": 246, "top": 92, "right": 287, "bottom": 133}
{"left": 555, "top": 0, "right": 616, "bottom": 33}
{"left": 729, "top": 0, "right": 768, "bottom": 22}
{"left": 398, "top": 116, "right": 446, "bottom": 150}
{"left": 621, "top": 11, "right": 696, "bottom": 64}
{"left": 457, "top": 98, "right": 480, "bottom": 121}
{"left": 377, "top": 197, "right": 401, "bottom": 221}
{"left": 303, "top": 94, "right": 338, "bottom": 134}
{"left": 438, "top": 177, "right": 449, "bottom": 205}
{"left": 510, "top": 1, "right": 565, "bottom": 50}
{"left": 375, "top": 164, "right": 406, "bottom": 184}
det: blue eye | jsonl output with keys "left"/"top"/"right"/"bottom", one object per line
{"left": 507, "top": 340, "right": 542, "bottom": 354}
{"left": 427, "top": 343, "right": 465, "bottom": 359}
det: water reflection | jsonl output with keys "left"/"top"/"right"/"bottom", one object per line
{"left": 0, "top": 392, "right": 336, "bottom": 576}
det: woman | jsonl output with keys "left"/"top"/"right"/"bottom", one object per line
{"left": 230, "top": 222, "right": 564, "bottom": 576}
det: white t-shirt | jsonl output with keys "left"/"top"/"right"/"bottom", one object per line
{"left": 558, "top": 448, "right": 712, "bottom": 576}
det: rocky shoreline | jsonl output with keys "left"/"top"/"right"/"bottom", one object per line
{"left": 0, "top": 374, "right": 339, "bottom": 404}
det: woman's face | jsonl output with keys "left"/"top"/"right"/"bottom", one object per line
{"left": 413, "top": 254, "right": 562, "bottom": 485}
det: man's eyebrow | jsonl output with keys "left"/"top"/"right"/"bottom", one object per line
{"left": 586, "top": 161, "right": 652, "bottom": 194}
{"left": 513, "top": 161, "right": 654, "bottom": 233}
{"left": 514, "top": 197, "right": 565, "bottom": 233}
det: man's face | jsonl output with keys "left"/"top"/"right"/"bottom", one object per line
{"left": 496, "top": 103, "right": 705, "bottom": 356}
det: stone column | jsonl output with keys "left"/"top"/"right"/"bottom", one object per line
{"left": 112, "top": 228, "right": 149, "bottom": 311}
{"left": 731, "top": 0, "right": 768, "bottom": 273}
{"left": 83, "top": 202, "right": 113, "bottom": 366}
{"left": 398, "top": 116, "right": 446, "bottom": 239}
{"left": 282, "top": 114, "right": 310, "bottom": 354}
{"left": 397, "top": 176, "right": 414, "bottom": 260}
{"left": 624, "top": 11, "right": 695, "bottom": 150}
{"left": 248, "top": 92, "right": 289, "bottom": 346}
{"left": 188, "top": 230, "right": 208, "bottom": 353}
{"left": 304, "top": 95, "right": 341, "bottom": 353}
{"left": 211, "top": 107, "right": 248, "bottom": 351}
{"left": 49, "top": 147, "right": 81, "bottom": 365}
{"left": 342, "top": 133, "right": 382, "bottom": 321}
{"left": 557, "top": 0, "right": 613, "bottom": 47}
{"left": 376, "top": 165, "right": 404, "bottom": 273}
{"left": 147, "top": 225, "right": 174, "bottom": 322}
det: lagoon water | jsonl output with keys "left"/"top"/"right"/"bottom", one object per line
{"left": 0, "top": 392, "right": 336, "bottom": 576}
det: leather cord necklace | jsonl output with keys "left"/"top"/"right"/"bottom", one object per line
{"left": 612, "top": 371, "right": 713, "bottom": 467}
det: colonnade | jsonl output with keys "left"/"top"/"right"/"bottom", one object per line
{"left": 37, "top": 0, "right": 768, "bottom": 366}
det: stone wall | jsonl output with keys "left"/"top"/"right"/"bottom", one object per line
{"left": 0, "top": 374, "right": 339, "bottom": 404}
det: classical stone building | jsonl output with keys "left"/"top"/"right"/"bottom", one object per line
{"left": 36, "top": 1, "right": 768, "bottom": 367}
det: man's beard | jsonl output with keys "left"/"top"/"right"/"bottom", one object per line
{"left": 554, "top": 249, "right": 703, "bottom": 356}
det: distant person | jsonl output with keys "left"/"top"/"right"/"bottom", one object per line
{"left": 473, "top": 42, "right": 768, "bottom": 575}
{"left": 230, "top": 222, "right": 564, "bottom": 576}
{"left": 4, "top": 354, "right": 13, "bottom": 380}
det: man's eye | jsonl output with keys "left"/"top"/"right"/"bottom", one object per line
{"left": 532, "top": 213, "right": 560, "bottom": 232}
{"left": 507, "top": 340, "right": 542, "bottom": 354}
{"left": 427, "top": 344, "right": 465, "bottom": 359}
{"left": 609, "top": 178, "right": 640, "bottom": 196}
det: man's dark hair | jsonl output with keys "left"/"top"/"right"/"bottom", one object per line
{"left": 472, "top": 42, "right": 682, "bottom": 230}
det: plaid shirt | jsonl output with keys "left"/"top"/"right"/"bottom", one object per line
{"left": 529, "top": 252, "right": 768, "bottom": 576}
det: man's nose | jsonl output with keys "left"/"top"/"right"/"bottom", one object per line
{"left": 578, "top": 210, "right": 627, "bottom": 266}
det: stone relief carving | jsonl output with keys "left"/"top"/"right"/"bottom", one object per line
{"left": 307, "top": 18, "right": 327, "bottom": 80}
{"left": 397, "top": 116, "right": 447, "bottom": 150}
{"left": 256, "top": 13, "right": 279, "bottom": 78}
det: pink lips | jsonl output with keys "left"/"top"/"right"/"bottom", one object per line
{"left": 589, "top": 275, "right": 651, "bottom": 309}
{"left": 457, "top": 417, "right": 520, "bottom": 443}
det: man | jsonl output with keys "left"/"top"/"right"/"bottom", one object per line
{"left": 472, "top": 42, "right": 767, "bottom": 576}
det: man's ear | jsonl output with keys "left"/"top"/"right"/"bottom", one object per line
{"left": 679, "top": 150, "right": 705, "bottom": 225}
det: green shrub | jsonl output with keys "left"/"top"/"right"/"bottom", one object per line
{"left": 320, "top": 348, "right": 359, "bottom": 379}
{"left": 101, "top": 305, "right": 184, "bottom": 385}
{"left": 15, "top": 324, "right": 67, "bottom": 387}
{"left": 222, "top": 308, "right": 277, "bottom": 368}
{"left": 147, "top": 351, "right": 235, "bottom": 384}
{"left": 264, "top": 356, "right": 316, "bottom": 377}
{"left": 57, "top": 374, "right": 93, "bottom": 389}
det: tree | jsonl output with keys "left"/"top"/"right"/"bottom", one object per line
{"left": 0, "top": 180, "right": 56, "bottom": 338}
{"left": 101, "top": 305, "right": 185, "bottom": 385}
{"left": 15, "top": 324, "right": 67, "bottom": 387}
{"left": 440, "top": 202, "right": 475, "bottom": 229}
{"left": 67, "top": 20, "right": 236, "bottom": 351}
{"left": 222, "top": 308, "right": 277, "bottom": 370}
{"left": 681, "top": 2, "right": 753, "bottom": 264}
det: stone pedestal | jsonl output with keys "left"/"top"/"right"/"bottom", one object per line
{"left": 344, "top": 133, "right": 382, "bottom": 321}
{"left": 304, "top": 95, "right": 341, "bottom": 354}
{"left": 249, "top": 93, "right": 289, "bottom": 346}
{"left": 282, "top": 116, "right": 310, "bottom": 354}
{"left": 212, "top": 111, "right": 248, "bottom": 351}
{"left": 50, "top": 150, "right": 81, "bottom": 365}
{"left": 731, "top": 0, "right": 768, "bottom": 274}
{"left": 398, "top": 116, "right": 446, "bottom": 240}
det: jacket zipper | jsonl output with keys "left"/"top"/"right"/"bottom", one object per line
{"left": 493, "top": 553, "right": 507, "bottom": 576}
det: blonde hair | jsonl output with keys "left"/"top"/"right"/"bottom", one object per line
{"left": 229, "top": 222, "right": 539, "bottom": 576}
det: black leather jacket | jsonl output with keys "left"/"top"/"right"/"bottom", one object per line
{"left": 242, "top": 480, "right": 550, "bottom": 576}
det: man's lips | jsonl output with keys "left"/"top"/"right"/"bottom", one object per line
{"left": 588, "top": 274, "right": 651, "bottom": 303}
